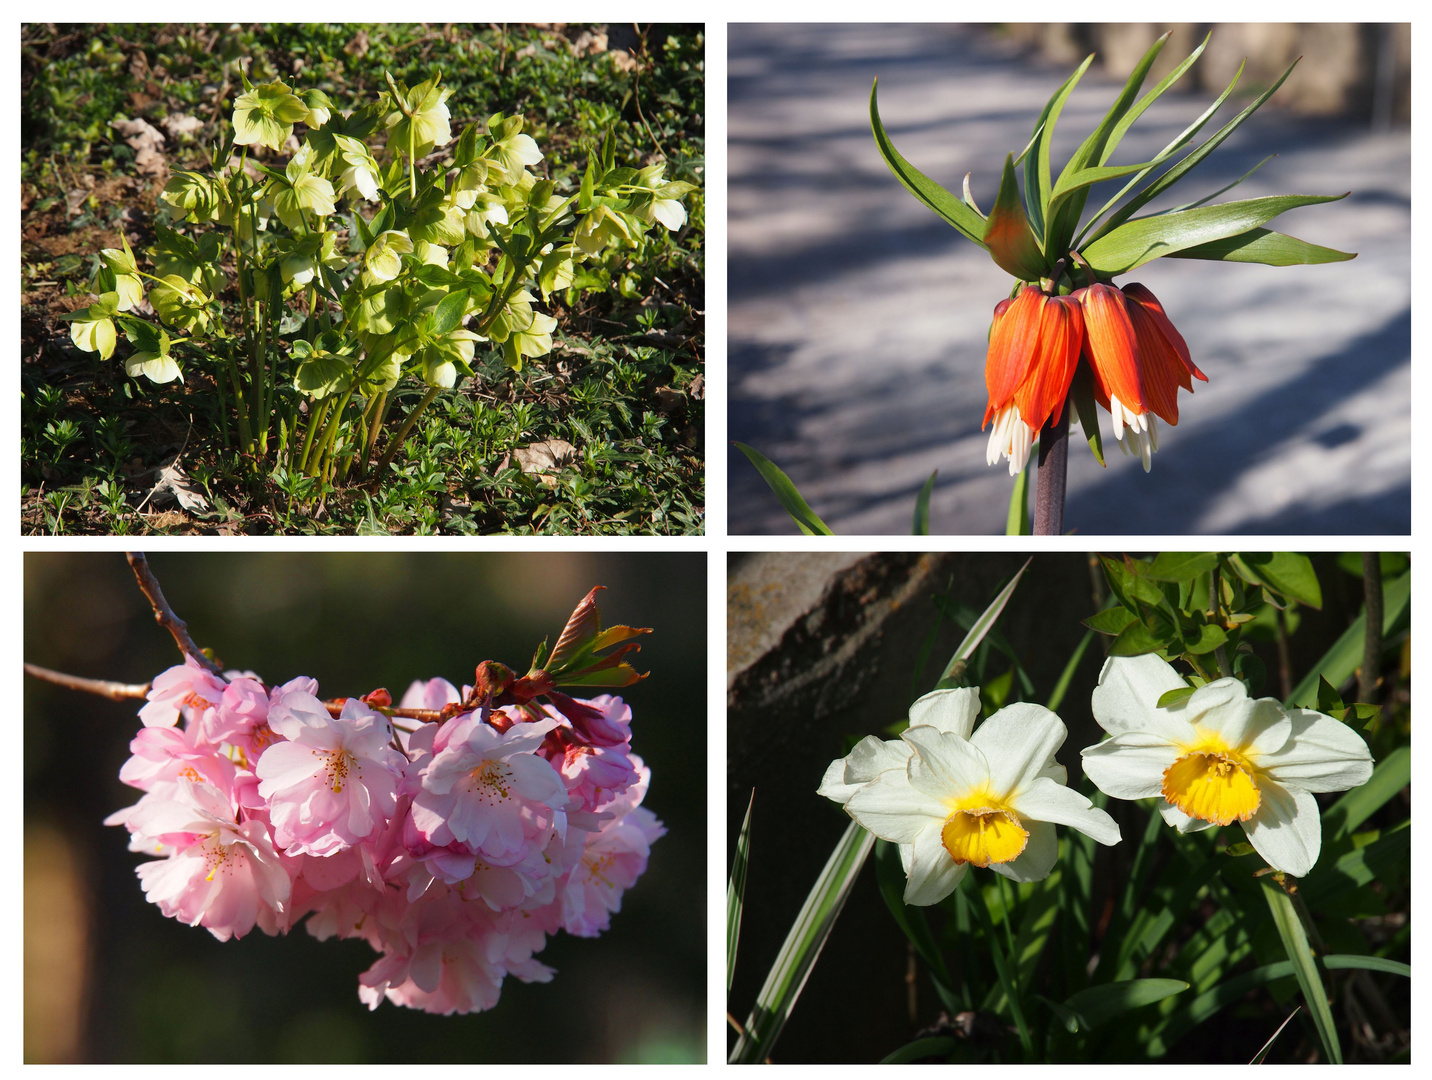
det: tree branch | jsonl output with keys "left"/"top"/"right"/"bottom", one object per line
{"left": 126, "top": 552, "right": 223, "bottom": 675}
{"left": 23, "top": 663, "right": 151, "bottom": 701}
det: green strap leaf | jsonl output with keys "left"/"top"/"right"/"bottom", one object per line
{"left": 1323, "top": 954, "right": 1411, "bottom": 978}
{"left": 1103, "top": 33, "right": 1211, "bottom": 165}
{"left": 1261, "top": 878, "right": 1341, "bottom": 1063}
{"left": 1082, "top": 192, "right": 1349, "bottom": 275}
{"left": 1166, "top": 227, "right": 1356, "bottom": 266}
{"left": 1287, "top": 570, "right": 1408, "bottom": 707}
{"left": 879, "top": 1037, "right": 957, "bottom": 1065}
{"left": 1004, "top": 452, "right": 1033, "bottom": 535}
{"left": 1321, "top": 745, "right": 1410, "bottom": 844}
{"left": 984, "top": 152, "right": 1047, "bottom": 279}
{"left": 733, "top": 442, "right": 834, "bottom": 536}
{"left": 912, "top": 469, "right": 937, "bottom": 535}
{"left": 1026, "top": 54, "right": 1094, "bottom": 239}
{"left": 1045, "top": 32, "right": 1169, "bottom": 255}
{"left": 938, "top": 558, "right": 1031, "bottom": 682}
{"left": 727, "top": 791, "right": 754, "bottom": 993}
{"left": 728, "top": 821, "right": 874, "bottom": 1063}
{"left": 1068, "top": 363, "right": 1104, "bottom": 467}
{"left": 1088, "top": 57, "right": 1301, "bottom": 248}
{"left": 870, "top": 78, "right": 988, "bottom": 247}
{"left": 1062, "top": 978, "right": 1189, "bottom": 1031}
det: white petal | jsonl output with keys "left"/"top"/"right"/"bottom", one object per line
{"left": 989, "top": 819, "right": 1057, "bottom": 883}
{"left": 1187, "top": 680, "right": 1292, "bottom": 757}
{"left": 902, "top": 726, "right": 989, "bottom": 804}
{"left": 844, "top": 768, "right": 947, "bottom": 844}
{"left": 1080, "top": 733, "right": 1180, "bottom": 800}
{"left": 1010, "top": 777, "right": 1121, "bottom": 846}
{"left": 903, "top": 824, "right": 968, "bottom": 905}
{"left": 1259, "top": 709, "right": 1374, "bottom": 793}
{"left": 817, "top": 736, "right": 909, "bottom": 803}
{"left": 1091, "top": 654, "right": 1195, "bottom": 740}
{"left": 908, "top": 687, "right": 980, "bottom": 739}
{"left": 1156, "top": 801, "right": 1200, "bottom": 831}
{"left": 651, "top": 198, "right": 686, "bottom": 231}
{"left": 1243, "top": 783, "right": 1321, "bottom": 876}
{"left": 970, "top": 703, "right": 1067, "bottom": 799}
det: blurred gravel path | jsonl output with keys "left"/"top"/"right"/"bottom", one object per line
{"left": 728, "top": 24, "right": 1410, "bottom": 535}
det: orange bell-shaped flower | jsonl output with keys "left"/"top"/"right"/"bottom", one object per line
{"left": 982, "top": 285, "right": 1084, "bottom": 475}
{"left": 1076, "top": 281, "right": 1205, "bottom": 472}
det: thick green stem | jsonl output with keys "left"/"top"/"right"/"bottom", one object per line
{"left": 298, "top": 398, "right": 331, "bottom": 475}
{"left": 375, "top": 385, "right": 441, "bottom": 473}
{"left": 361, "top": 389, "right": 390, "bottom": 476}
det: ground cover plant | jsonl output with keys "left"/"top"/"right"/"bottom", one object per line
{"left": 22, "top": 24, "right": 704, "bottom": 535}
{"left": 729, "top": 552, "right": 1409, "bottom": 1063}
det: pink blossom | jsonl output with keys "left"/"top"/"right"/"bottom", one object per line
{"left": 123, "top": 778, "right": 291, "bottom": 941}
{"left": 408, "top": 711, "right": 566, "bottom": 863}
{"left": 114, "top": 722, "right": 237, "bottom": 794}
{"left": 399, "top": 677, "right": 462, "bottom": 711}
{"left": 139, "top": 655, "right": 227, "bottom": 729}
{"left": 544, "top": 692, "right": 632, "bottom": 747}
{"left": 559, "top": 805, "right": 665, "bottom": 937}
{"left": 257, "top": 691, "right": 408, "bottom": 857}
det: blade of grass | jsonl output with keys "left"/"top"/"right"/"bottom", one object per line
{"left": 727, "top": 790, "right": 754, "bottom": 992}
{"left": 732, "top": 442, "right": 833, "bottom": 536}
{"left": 1260, "top": 877, "right": 1341, "bottom": 1063}
{"left": 1044, "top": 628, "right": 1093, "bottom": 712}
{"left": 728, "top": 821, "right": 875, "bottom": 1063}
{"left": 1249, "top": 1006, "right": 1301, "bottom": 1063}
{"left": 912, "top": 469, "right": 937, "bottom": 535}
{"left": 937, "top": 558, "right": 1032, "bottom": 684}
{"left": 1321, "top": 745, "right": 1410, "bottom": 843}
{"left": 966, "top": 877, "right": 1036, "bottom": 1059}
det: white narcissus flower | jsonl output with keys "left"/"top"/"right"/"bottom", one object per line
{"left": 1080, "top": 654, "right": 1374, "bottom": 877}
{"left": 824, "top": 688, "right": 1119, "bottom": 905}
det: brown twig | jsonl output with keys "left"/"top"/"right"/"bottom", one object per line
{"left": 125, "top": 552, "right": 223, "bottom": 675}
{"left": 23, "top": 663, "right": 150, "bottom": 701}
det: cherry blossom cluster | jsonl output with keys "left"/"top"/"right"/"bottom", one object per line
{"left": 106, "top": 654, "right": 662, "bottom": 1015}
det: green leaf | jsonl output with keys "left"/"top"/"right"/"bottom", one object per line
{"left": 1166, "top": 227, "right": 1356, "bottom": 265}
{"left": 873, "top": 841, "right": 957, "bottom": 1009}
{"left": 1229, "top": 552, "right": 1322, "bottom": 609}
{"left": 1110, "top": 618, "right": 1173, "bottom": 656}
{"left": 1249, "top": 1007, "right": 1302, "bottom": 1064}
{"left": 1062, "top": 978, "right": 1189, "bottom": 1031}
{"left": 429, "top": 289, "right": 469, "bottom": 336}
{"left": 937, "top": 558, "right": 1031, "bottom": 683}
{"left": 293, "top": 352, "right": 354, "bottom": 400}
{"left": 1068, "top": 363, "right": 1104, "bottom": 466}
{"left": 869, "top": 79, "right": 988, "bottom": 247}
{"left": 1083, "top": 193, "right": 1350, "bottom": 275}
{"left": 1005, "top": 452, "right": 1032, "bottom": 535}
{"left": 1026, "top": 54, "right": 1094, "bottom": 240}
{"left": 983, "top": 153, "right": 1046, "bottom": 279}
{"left": 1182, "top": 622, "right": 1227, "bottom": 655}
{"left": 1045, "top": 32, "right": 1169, "bottom": 255}
{"left": 965, "top": 880, "right": 1035, "bottom": 1057}
{"left": 879, "top": 1037, "right": 956, "bottom": 1065}
{"left": 1322, "top": 954, "right": 1411, "bottom": 979}
{"left": 1088, "top": 58, "right": 1301, "bottom": 247}
{"left": 1147, "top": 552, "right": 1219, "bottom": 581}
{"left": 1321, "top": 745, "right": 1410, "bottom": 844}
{"left": 1045, "top": 628, "right": 1095, "bottom": 712}
{"left": 1261, "top": 877, "right": 1341, "bottom": 1063}
{"left": 1287, "top": 570, "right": 1408, "bottom": 707}
{"left": 1156, "top": 685, "right": 1196, "bottom": 709}
{"left": 1315, "top": 675, "right": 1345, "bottom": 715}
{"left": 1104, "top": 33, "right": 1210, "bottom": 164}
{"left": 727, "top": 791, "right": 753, "bottom": 993}
{"left": 728, "top": 821, "right": 875, "bottom": 1063}
{"left": 733, "top": 442, "right": 833, "bottom": 536}
{"left": 1083, "top": 606, "right": 1138, "bottom": 636}
{"left": 912, "top": 470, "right": 936, "bottom": 535}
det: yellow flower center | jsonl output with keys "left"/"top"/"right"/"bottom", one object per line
{"left": 940, "top": 807, "right": 1029, "bottom": 867}
{"left": 1161, "top": 741, "right": 1260, "bottom": 825}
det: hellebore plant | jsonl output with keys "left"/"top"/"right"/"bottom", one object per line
{"left": 62, "top": 69, "right": 694, "bottom": 485}
{"left": 728, "top": 552, "right": 1409, "bottom": 1064}
{"left": 871, "top": 31, "right": 1354, "bottom": 533}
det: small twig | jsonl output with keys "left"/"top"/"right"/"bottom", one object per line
{"left": 629, "top": 27, "right": 668, "bottom": 162}
{"left": 23, "top": 663, "right": 150, "bottom": 700}
{"left": 126, "top": 552, "right": 223, "bottom": 675}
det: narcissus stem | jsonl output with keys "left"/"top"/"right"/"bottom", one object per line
{"left": 1034, "top": 400, "right": 1069, "bottom": 536}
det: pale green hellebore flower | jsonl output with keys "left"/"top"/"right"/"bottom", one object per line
{"left": 824, "top": 687, "right": 1120, "bottom": 905}
{"left": 1081, "top": 654, "right": 1374, "bottom": 877}
{"left": 364, "top": 231, "right": 414, "bottom": 284}
{"left": 233, "top": 80, "right": 310, "bottom": 151}
{"left": 66, "top": 292, "right": 121, "bottom": 360}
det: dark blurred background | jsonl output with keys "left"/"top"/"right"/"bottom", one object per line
{"left": 726, "top": 551, "right": 1408, "bottom": 1062}
{"left": 25, "top": 551, "right": 705, "bottom": 1063}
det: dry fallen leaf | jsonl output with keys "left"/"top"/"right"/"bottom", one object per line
{"left": 162, "top": 113, "right": 204, "bottom": 140}
{"left": 140, "top": 455, "right": 211, "bottom": 514}
{"left": 111, "top": 117, "right": 168, "bottom": 180}
{"left": 513, "top": 439, "right": 577, "bottom": 489}
{"left": 688, "top": 373, "right": 705, "bottom": 400}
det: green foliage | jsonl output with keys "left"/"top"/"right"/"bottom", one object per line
{"left": 21, "top": 24, "right": 704, "bottom": 535}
